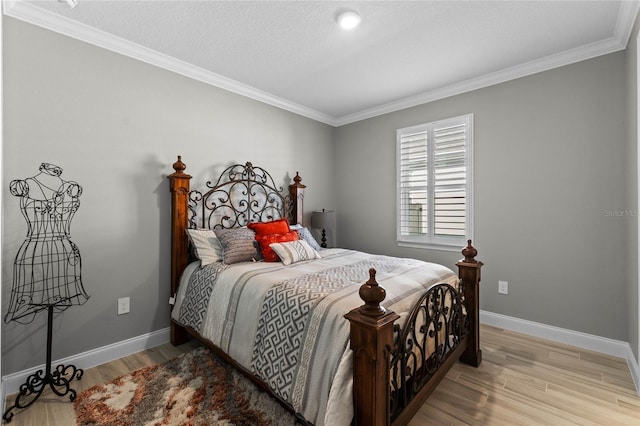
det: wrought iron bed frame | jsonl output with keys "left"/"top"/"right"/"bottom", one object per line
{"left": 167, "top": 156, "right": 482, "bottom": 426}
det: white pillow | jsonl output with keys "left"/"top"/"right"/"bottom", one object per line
{"left": 185, "top": 228, "right": 224, "bottom": 266}
{"left": 289, "top": 224, "right": 322, "bottom": 251}
{"left": 270, "top": 240, "right": 321, "bottom": 266}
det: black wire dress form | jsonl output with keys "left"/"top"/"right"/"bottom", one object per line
{"left": 3, "top": 163, "right": 89, "bottom": 423}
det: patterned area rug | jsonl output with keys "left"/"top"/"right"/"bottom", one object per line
{"left": 74, "top": 347, "right": 298, "bottom": 425}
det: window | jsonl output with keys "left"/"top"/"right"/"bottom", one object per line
{"left": 396, "top": 114, "right": 473, "bottom": 250}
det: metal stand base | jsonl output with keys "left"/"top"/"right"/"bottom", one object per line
{"left": 3, "top": 306, "right": 83, "bottom": 423}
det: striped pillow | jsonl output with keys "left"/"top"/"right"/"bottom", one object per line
{"left": 255, "top": 231, "right": 299, "bottom": 262}
{"left": 185, "top": 228, "right": 224, "bottom": 266}
{"left": 269, "top": 240, "right": 321, "bottom": 266}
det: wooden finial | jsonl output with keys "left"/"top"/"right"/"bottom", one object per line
{"left": 461, "top": 239, "right": 478, "bottom": 263}
{"left": 358, "top": 268, "right": 387, "bottom": 316}
{"left": 172, "top": 155, "right": 186, "bottom": 174}
{"left": 291, "top": 172, "right": 306, "bottom": 188}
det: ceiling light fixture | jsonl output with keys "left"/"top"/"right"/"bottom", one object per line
{"left": 337, "top": 10, "right": 361, "bottom": 30}
{"left": 59, "top": 0, "right": 78, "bottom": 9}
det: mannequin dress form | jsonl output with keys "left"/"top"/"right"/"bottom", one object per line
{"left": 3, "top": 163, "right": 89, "bottom": 422}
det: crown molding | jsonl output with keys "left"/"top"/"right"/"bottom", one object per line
{"left": 2, "top": 0, "right": 339, "bottom": 126}
{"left": 4, "top": 0, "right": 639, "bottom": 128}
{"left": 336, "top": 0, "right": 640, "bottom": 126}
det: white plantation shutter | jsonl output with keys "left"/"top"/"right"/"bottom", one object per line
{"left": 433, "top": 122, "right": 467, "bottom": 237}
{"left": 398, "top": 129, "right": 428, "bottom": 237}
{"left": 397, "top": 114, "right": 473, "bottom": 249}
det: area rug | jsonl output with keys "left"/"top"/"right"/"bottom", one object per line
{"left": 74, "top": 346, "right": 298, "bottom": 425}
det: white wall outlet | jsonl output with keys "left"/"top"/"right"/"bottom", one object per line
{"left": 498, "top": 280, "right": 509, "bottom": 295}
{"left": 117, "top": 297, "right": 130, "bottom": 315}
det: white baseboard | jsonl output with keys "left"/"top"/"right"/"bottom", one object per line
{"left": 3, "top": 315, "right": 639, "bottom": 398}
{"left": 1, "top": 378, "right": 5, "bottom": 419}
{"left": 624, "top": 344, "right": 640, "bottom": 395}
{"left": 2, "top": 327, "right": 170, "bottom": 396}
{"left": 480, "top": 310, "right": 640, "bottom": 394}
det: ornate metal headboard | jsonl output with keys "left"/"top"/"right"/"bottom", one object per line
{"left": 167, "top": 156, "right": 305, "bottom": 344}
{"left": 188, "top": 162, "right": 294, "bottom": 230}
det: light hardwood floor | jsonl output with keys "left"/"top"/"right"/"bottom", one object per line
{"left": 4, "top": 325, "right": 639, "bottom": 425}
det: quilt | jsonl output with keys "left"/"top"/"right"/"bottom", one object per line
{"left": 171, "top": 248, "right": 458, "bottom": 426}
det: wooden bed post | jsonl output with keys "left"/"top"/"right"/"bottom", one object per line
{"left": 457, "top": 240, "right": 483, "bottom": 367}
{"left": 345, "top": 269, "right": 400, "bottom": 426}
{"left": 288, "top": 172, "right": 305, "bottom": 225}
{"left": 168, "top": 155, "right": 192, "bottom": 345}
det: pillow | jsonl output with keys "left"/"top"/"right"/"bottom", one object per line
{"left": 290, "top": 225, "right": 322, "bottom": 251}
{"left": 270, "top": 240, "right": 321, "bottom": 266}
{"left": 255, "top": 231, "right": 299, "bottom": 262}
{"left": 185, "top": 228, "right": 224, "bottom": 266}
{"left": 247, "top": 218, "right": 290, "bottom": 236}
{"left": 214, "top": 228, "right": 260, "bottom": 264}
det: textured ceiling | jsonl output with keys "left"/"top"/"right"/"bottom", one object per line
{"left": 6, "top": 0, "right": 639, "bottom": 125}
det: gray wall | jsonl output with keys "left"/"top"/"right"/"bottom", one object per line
{"left": 335, "top": 51, "right": 630, "bottom": 341}
{"left": 3, "top": 12, "right": 639, "bottom": 377}
{"left": 626, "top": 13, "right": 640, "bottom": 364}
{"left": 1, "top": 17, "right": 335, "bottom": 375}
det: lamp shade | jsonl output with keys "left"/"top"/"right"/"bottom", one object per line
{"left": 311, "top": 210, "right": 336, "bottom": 230}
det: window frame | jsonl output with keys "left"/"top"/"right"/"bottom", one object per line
{"left": 396, "top": 113, "right": 474, "bottom": 251}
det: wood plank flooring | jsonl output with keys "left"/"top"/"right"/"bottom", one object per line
{"left": 2, "top": 340, "right": 201, "bottom": 426}
{"left": 409, "top": 325, "right": 639, "bottom": 426}
{"left": 4, "top": 325, "right": 639, "bottom": 425}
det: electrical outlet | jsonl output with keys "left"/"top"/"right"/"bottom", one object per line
{"left": 118, "top": 297, "right": 130, "bottom": 315}
{"left": 498, "top": 281, "right": 509, "bottom": 295}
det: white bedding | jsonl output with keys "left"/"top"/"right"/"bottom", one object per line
{"left": 171, "top": 248, "right": 458, "bottom": 425}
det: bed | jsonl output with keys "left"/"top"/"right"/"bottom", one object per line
{"left": 167, "top": 156, "right": 482, "bottom": 426}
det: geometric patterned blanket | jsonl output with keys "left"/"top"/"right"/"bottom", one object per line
{"left": 251, "top": 256, "right": 404, "bottom": 404}
{"left": 178, "top": 263, "right": 227, "bottom": 332}
{"left": 172, "top": 248, "right": 457, "bottom": 426}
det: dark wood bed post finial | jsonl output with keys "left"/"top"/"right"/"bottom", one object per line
{"left": 288, "top": 172, "right": 305, "bottom": 225}
{"left": 168, "top": 155, "right": 192, "bottom": 345}
{"left": 359, "top": 268, "right": 388, "bottom": 315}
{"left": 457, "top": 239, "right": 483, "bottom": 367}
{"left": 345, "top": 269, "right": 400, "bottom": 426}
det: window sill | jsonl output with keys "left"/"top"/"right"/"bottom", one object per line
{"left": 397, "top": 240, "right": 464, "bottom": 252}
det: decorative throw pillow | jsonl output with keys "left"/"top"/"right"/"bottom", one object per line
{"left": 290, "top": 225, "right": 322, "bottom": 251}
{"left": 270, "top": 240, "right": 321, "bottom": 266}
{"left": 255, "top": 231, "right": 299, "bottom": 262}
{"left": 185, "top": 228, "right": 224, "bottom": 266}
{"left": 247, "top": 218, "right": 290, "bottom": 236}
{"left": 214, "top": 228, "right": 260, "bottom": 264}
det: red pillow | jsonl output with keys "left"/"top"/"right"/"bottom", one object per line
{"left": 255, "top": 231, "right": 299, "bottom": 262}
{"left": 248, "top": 219, "right": 290, "bottom": 235}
